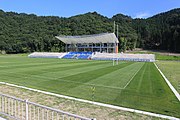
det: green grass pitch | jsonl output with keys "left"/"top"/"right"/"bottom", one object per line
{"left": 0, "top": 55, "right": 180, "bottom": 117}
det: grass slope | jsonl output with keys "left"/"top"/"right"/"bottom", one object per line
{"left": 156, "top": 61, "right": 180, "bottom": 93}
{"left": 0, "top": 85, "right": 165, "bottom": 120}
{"left": 126, "top": 50, "right": 180, "bottom": 60}
{"left": 0, "top": 55, "right": 180, "bottom": 117}
{"left": 156, "top": 54, "right": 180, "bottom": 60}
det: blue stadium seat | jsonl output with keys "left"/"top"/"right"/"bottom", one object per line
{"left": 62, "top": 52, "right": 93, "bottom": 59}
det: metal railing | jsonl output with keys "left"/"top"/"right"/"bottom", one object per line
{"left": 0, "top": 93, "right": 94, "bottom": 120}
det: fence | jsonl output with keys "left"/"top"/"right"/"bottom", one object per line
{"left": 0, "top": 93, "right": 93, "bottom": 120}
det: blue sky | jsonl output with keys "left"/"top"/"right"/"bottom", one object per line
{"left": 0, "top": 0, "right": 180, "bottom": 18}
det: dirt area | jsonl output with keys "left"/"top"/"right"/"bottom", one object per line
{"left": 0, "top": 84, "right": 165, "bottom": 120}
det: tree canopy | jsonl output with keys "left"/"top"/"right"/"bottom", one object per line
{"left": 0, "top": 8, "right": 179, "bottom": 53}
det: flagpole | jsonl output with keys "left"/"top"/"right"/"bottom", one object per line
{"left": 113, "top": 21, "right": 115, "bottom": 66}
{"left": 116, "top": 24, "right": 119, "bottom": 65}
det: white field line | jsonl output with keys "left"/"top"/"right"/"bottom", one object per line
{"left": 154, "top": 62, "right": 180, "bottom": 101}
{"left": 123, "top": 63, "right": 144, "bottom": 89}
{"left": 0, "top": 82, "right": 179, "bottom": 120}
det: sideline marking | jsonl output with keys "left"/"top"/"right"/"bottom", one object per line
{"left": 154, "top": 62, "right": 180, "bottom": 101}
{"left": 0, "top": 82, "right": 179, "bottom": 120}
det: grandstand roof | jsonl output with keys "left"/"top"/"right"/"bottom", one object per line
{"left": 55, "top": 33, "right": 119, "bottom": 44}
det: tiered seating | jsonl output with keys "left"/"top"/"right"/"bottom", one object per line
{"left": 62, "top": 52, "right": 76, "bottom": 59}
{"left": 28, "top": 52, "right": 66, "bottom": 58}
{"left": 77, "top": 54, "right": 90, "bottom": 59}
{"left": 77, "top": 52, "right": 92, "bottom": 59}
{"left": 62, "top": 52, "right": 93, "bottom": 59}
{"left": 92, "top": 53, "right": 155, "bottom": 62}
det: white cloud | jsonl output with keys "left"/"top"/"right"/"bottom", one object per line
{"left": 134, "top": 12, "right": 151, "bottom": 19}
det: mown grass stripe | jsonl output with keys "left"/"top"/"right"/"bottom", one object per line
{"left": 0, "top": 60, "right": 110, "bottom": 75}
{"left": 86, "top": 62, "right": 144, "bottom": 89}
{"left": 62, "top": 62, "right": 133, "bottom": 83}
{"left": 0, "top": 55, "right": 180, "bottom": 118}
{"left": 0, "top": 63, "right": 111, "bottom": 83}
{"left": 123, "top": 62, "right": 145, "bottom": 89}
{"left": 0, "top": 61, "right": 112, "bottom": 81}
{"left": 136, "top": 63, "right": 147, "bottom": 92}
{"left": 0, "top": 59, "right": 105, "bottom": 72}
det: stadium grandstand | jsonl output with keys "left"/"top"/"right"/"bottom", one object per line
{"left": 28, "top": 32, "right": 155, "bottom": 62}
{"left": 55, "top": 33, "right": 119, "bottom": 53}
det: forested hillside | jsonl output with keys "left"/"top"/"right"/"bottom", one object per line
{"left": 0, "top": 8, "right": 179, "bottom": 53}
{"left": 132, "top": 8, "right": 180, "bottom": 52}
